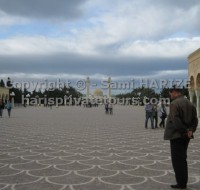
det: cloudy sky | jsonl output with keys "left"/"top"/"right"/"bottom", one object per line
{"left": 0, "top": 0, "right": 200, "bottom": 92}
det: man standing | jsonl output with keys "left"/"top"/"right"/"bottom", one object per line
{"left": 164, "top": 87, "right": 198, "bottom": 189}
{"left": 159, "top": 100, "right": 167, "bottom": 128}
{"left": 145, "top": 100, "right": 154, "bottom": 129}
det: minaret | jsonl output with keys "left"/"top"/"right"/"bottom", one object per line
{"left": 107, "top": 77, "right": 111, "bottom": 98}
{"left": 86, "top": 77, "right": 90, "bottom": 99}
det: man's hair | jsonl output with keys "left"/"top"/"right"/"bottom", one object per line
{"left": 169, "top": 86, "right": 183, "bottom": 93}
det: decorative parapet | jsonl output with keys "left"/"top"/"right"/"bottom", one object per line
{"left": 188, "top": 48, "right": 200, "bottom": 63}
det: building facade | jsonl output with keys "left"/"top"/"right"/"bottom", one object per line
{"left": 188, "top": 48, "right": 200, "bottom": 117}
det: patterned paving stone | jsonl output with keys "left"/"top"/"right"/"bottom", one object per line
{"left": 0, "top": 106, "right": 199, "bottom": 189}
{"left": 137, "top": 154, "right": 170, "bottom": 161}
{"left": 117, "top": 151, "right": 147, "bottom": 157}
{"left": 77, "top": 166, "right": 117, "bottom": 177}
{"left": 130, "top": 178, "right": 173, "bottom": 190}
{"left": 72, "top": 178, "right": 121, "bottom": 190}
{"left": 0, "top": 185, "right": 12, "bottom": 190}
{"left": 121, "top": 158, "right": 154, "bottom": 166}
{"left": 11, "top": 160, "right": 49, "bottom": 171}
{"left": 28, "top": 165, "right": 70, "bottom": 177}
{"left": 0, "top": 171, "right": 39, "bottom": 184}
{"left": 0, "top": 157, "right": 30, "bottom": 164}
{"left": 101, "top": 162, "right": 138, "bottom": 171}
{"left": 61, "top": 154, "right": 93, "bottom": 161}
{"left": 0, "top": 154, "right": 17, "bottom": 160}
{"left": 0, "top": 165, "right": 20, "bottom": 176}
{"left": 45, "top": 151, "right": 75, "bottom": 157}
{"left": 38, "top": 157, "right": 73, "bottom": 165}
{"left": 81, "top": 151, "right": 110, "bottom": 157}
{"left": 55, "top": 161, "right": 93, "bottom": 171}
{"left": 80, "top": 158, "right": 114, "bottom": 166}
{"left": 64, "top": 149, "right": 93, "bottom": 154}
{"left": 23, "top": 154, "right": 54, "bottom": 161}
{"left": 48, "top": 171, "right": 92, "bottom": 185}
{"left": 101, "top": 172, "right": 146, "bottom": 185}
{"left": 99, "top": 148, "right": 127, "bottom": 154}
{"left": 14, "top": 178, "right": 64, "bottom": 190}
{"left": 144, "top": 161, "right": 173, "bottom": 171}
{"left": 100, "top": 154, "right": 131, "bottom": 161}
{"left": 126, "top": 166, "right": 166, "bottom": 177}
{"left": 9, "top": 150, "right": 40, "bottom": 157}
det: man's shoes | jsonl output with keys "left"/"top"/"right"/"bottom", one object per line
{"left": 171, "top": 184, "right": 187, "bottom": 189}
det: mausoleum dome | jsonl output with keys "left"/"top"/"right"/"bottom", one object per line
{"left": 93, "top": 89, "right": 103, "bottom": 96}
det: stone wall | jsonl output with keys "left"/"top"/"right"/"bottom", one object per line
{"left": 188, "top": 48, "right": 200, "bottom": 89}
{"left": 188, "top": 48, "right": 200, "bottom": 117}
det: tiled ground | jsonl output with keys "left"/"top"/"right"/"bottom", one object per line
{"left": 0, "top": 106, "right": 200, "bottom": 190}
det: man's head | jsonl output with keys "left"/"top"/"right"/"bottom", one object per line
{"left": 169, "top": 87, "right": 183, "bottom": 100}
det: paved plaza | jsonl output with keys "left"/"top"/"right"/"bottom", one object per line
{"left": 0, "top": 106, "right": 200, "bottom": 190}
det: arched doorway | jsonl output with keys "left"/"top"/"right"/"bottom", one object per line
{"left": 190, "top": 76, "right": 194, "bottom": 90}
{"left": 196, "top": 73, "right": 200, "bottom": 89}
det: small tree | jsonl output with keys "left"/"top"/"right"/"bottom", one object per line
{"left": 0, "top": 79, "right": 5, "bottom": 87}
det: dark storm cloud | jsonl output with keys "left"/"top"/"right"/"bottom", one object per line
{"left": 0, "top": 53, "right": 187, "bottom": 77}
{"left": 0, "top": 0, "right": 88, "bottom": 19}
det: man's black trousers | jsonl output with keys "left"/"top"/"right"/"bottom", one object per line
{"left": 170, "top": 138, "right": 190, "bottom": 187}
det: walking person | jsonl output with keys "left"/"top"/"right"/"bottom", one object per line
{"left": 0, "top": 99, "right": 4, "bottom": 118}
{"left": 5, "top": 99, "right": 12, "bottom": 118}
{"left": 145, "top": 100, "right": 154, "bottom": 129}
{"left": 105, "top": 103, "right": 109, "bottom": 114}
{"left": 164, "top": 87, "right": 198, "bottom": 189}
{"left": 152, "top": 103, "right": 158, "bottom": 128}
{"left": 108, "top": 103, "right": 113, "bottom": 115}
{"left": 159, "top": 101, "right": 167, "bottom": 127}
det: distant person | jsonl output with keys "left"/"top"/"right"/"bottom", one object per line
{"left": 152, "top": 103, "right": 158, "bottom": 128}
{"left": 159, "top": 101, "right": 167, "bottom": 127}
{"left": 105, "top": 103, "right": 109, "bottom": 114}
{"left": 108, "top": 103, "right": 113, "bottom": 115}
{"left": 5, "top": 99, "right": 12, "bottom": 118}
{"left": 164, "top": 87, "right": 198, "bottom": 189}
{"left": 0, "top": 99, "right": 4, "bottom": 118}
{"left": 145, "top": 100, "right": 154, "bottom": 129}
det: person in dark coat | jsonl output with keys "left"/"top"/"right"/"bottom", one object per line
{"left": 164, "top": 87, "right": 198, "bottom": 189}
{"left": 0, "top": 99, "right": 4, "bottom": 118}
{"left": 159, "top": 101, "right": 167, "bottom": 127}
{"left": 105, "top": 103, "right": 109, "bottom": 114}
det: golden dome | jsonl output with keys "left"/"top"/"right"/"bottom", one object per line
{"left": 93, "top": 89, "right": 103, "bottom": 96}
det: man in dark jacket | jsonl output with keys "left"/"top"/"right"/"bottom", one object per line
{"left": 0, "top": 99, "right": 4, "bottom": 117}
{"left": 164, "top": 87, "right": 198, "bottom": 189}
